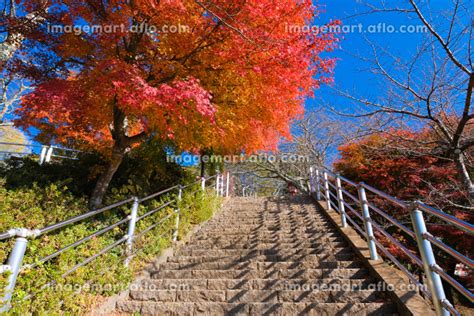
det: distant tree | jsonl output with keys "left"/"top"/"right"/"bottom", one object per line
{"left": 235, "top": 111, "right": 356, "bottom": 194}
{"left": 334, "top": 0, "right": 474, "bottom": 204}
{"left": 335, "top": 129, "right": 474, "bottom": 305}
{"left": 0, "top": 125, "right": 30, "bottom": 154}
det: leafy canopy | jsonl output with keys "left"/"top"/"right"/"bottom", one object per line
{"left": 13, "top": 0, "right": 339, "bottom": 155}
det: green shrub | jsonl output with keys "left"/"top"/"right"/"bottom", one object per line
{"left": 0, "top": 179, "right": 221, "bottom": 314}
{"left": 0, "top": 140, "right": 189, "bottom": 199}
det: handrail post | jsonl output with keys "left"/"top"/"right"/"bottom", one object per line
{"left": 0, "top": 232, "right": 29, "bottom": 312}
{"left": 309, "top": 166, "right": 315, "bottom": 194}
{"left": 215, "top": 172, "right": 220, "bottom": 196}
{"left": 225, "top": 172, "right": 230, "bottom": 197}
{"left": 201, "top": 177, "right": 206, "bottom": 191}
{"left": 220, "top": 173, "right": 225, "bottom": 196}
{"left": 410, "top": 204, "right": 449, "bottom": 316}
{"left": 323, "top": 171, "right": 331, "bottom": 210}
{"left": 173, "top": 186, "right": 183, "bottom": 242}
{"left": 336, "top": 176, "right": 348, "bottom": 228}
{"left": 315, "top": 169, "right": 321, "bottom": 200}
{"left": 173, "top": 210, "right": 180, "bottom": 242}
{"left": 39, "top": 146, "right": 47, "bottom": 165}
{"left": 125, "top": 197, "right": 139, "bottom": 267}
{"left": 45, "top": 145, "right": 53, "bottom": 163}
{"left": 357, "top": 184, "right": 378, "bottom": 260}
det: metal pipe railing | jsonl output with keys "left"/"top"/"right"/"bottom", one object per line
{"left": 416, "top": 202, "right": 474, "bottom": 235}
{"left": 24, "top": 217, "right": 131, "bottom": 270}
{"left": 424, "top": 233, "right": 474, "bottom": 269}
{"left": 136, "top": 200, "right": 174, "bottom": 222}
{"left": 38, "top": 198, "right": 134, "bottom": 235}
{"left": 367, "top": 203, "right": 416, "bottom": 238}
{"left": 361, "top": 182, "right": 408, "bottom": 208}
{"left": 411, "top": 207, "right": 450, "bottom": 316}
{"left": 308, "top": 165, "right": 473, "bottom": 316}
{"left": 139, "top": 185, "right": 179, "bottom": 203}
{"left": 0, "top": 173, "right": 222, "bottom": 312}
{"left": 357, "top": 184, "right": 378, "bottom": 260}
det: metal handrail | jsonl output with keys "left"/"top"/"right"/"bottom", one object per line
{"left": 424, "top": 233, "right": 474, "bottom": 269}
{"left": 367, "top": 203, "right": 416, "bottom": 238}
{"left": 343, "top": 202, "right": 364, "bottom": 221}
{"left": 310, "top": 165, "right": 473, "bottom": 316}
{"left": 62, "top": 236, "right": 129, "bottom": 278}
{"left": 341, "top": 188, "right": 359, "bottom": 204}
{"left": 370, "top": 220, "right": 423, "bottom": 268}
{"left": 431, "top": 264, "right": 474, "bottom": 303}
{"left": 24, "top": 217, "right": 131, "bottom": 271}
{"left": 134, "top": 211, "right": 176, "bottom": 240}
{"left": 416, "top": 202, "right": 474, "bottom": 235}
{"left": 139, "top": 185, "right": 179, "bottom": 203}
{"left": 0, "top": 173, "right": 228, "bottom": 312}
{"left": 360, "top": 182, "right": 408, "bottom": 208}
{"left": 0, "top": 142, "right": 81, "bottom": 152}
{"left": 137, "top": 200, "right": 175, "bottom": 222}
{"left": 38, "top": 198, "right": 135, "bottom": 236}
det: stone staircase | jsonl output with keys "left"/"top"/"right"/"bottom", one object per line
{"left": 115, "top": 197, "right": 399, "bottom": 315}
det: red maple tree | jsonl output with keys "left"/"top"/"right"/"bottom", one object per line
{"left": 10, "top": 0, "right": 340, "bottom": 207}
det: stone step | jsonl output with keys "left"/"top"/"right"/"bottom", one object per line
{"left": 117, "top": 301, "right": 398, "bottom": 315}
{"left": 177, "top": 247, "right": 353, "bottom": 257}
{"left": 193, "top": 230, "right": 341, "bottom": 239}
{"left": 204, "top": 219, "right": 330, "bottom": 224}
{"left": 198, "top": 228, "right": 339, "bottom": 234}
{"left": 202, "top": 223, "right": 335, "bottom": 228}
{"left": 115, "top": 197, "right": 400, "bottom": 315}
{"left": 190, "top": 236, "right": 345, "bottom": 243}
{"left": 167, "top": 253, "right": 356, "bottom": 264}
{"left": 181, "top": 241, "right": 348, "bottom": 250}
{"left": 192, "top": 232, "right": 341, "bottom": 239}
{"left": 158, "top": 260, "right": 361, "bottom": 271}
{"left": 135, "top": 278, "right": 377, "bottom": 291}
{"left": 129, "top": 289, "right": 383, "bottom": 303}
{"left": 151, "top": 268, "right": 369, "bottom": 280}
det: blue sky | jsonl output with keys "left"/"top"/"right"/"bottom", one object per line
{"left": 307, "top": 0, "right": 456, "bottom": 113}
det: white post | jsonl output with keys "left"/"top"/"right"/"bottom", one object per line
{"left": 225, "top": 172, "right": 230, "bottom": 197}
{"left": 411, "top": 206, "right": 449, "bottom": 316}
{"left": 323, "top": 171, "right": 331, "bottom": 210}
{"left": 0, "top": 232, "right": 29, "bottom": 312}
{"left": 357, "top": 184, "right": 378, "bottom": 260}
{"left": 336, "top": 176, "right": 348, "bottom": 228}
{"left": 39, "top": 146, "right": 47, "bottom": 165}
{"left": 201, "top": 177, "right": 206, "bottom": 191}
{"left": 45, "top": 146, "right": 53, "bottom": 163}
{"left": 215, "top": 173, "right": 220, "bottom": 196}
{"left": 173, "top": 186, "right": 182, "bottom": 242}
{"left": 309, "top": 166, "right": 315, "bottom": 193}
{"left": 125, "top": 197, "right": 139, "bottom": 267}
{"left": 220, "top": 174, "right": 225, "bottom": 196}
{"left": 315, "top": 169, "right": 321, "bottom": 200}
{"left": 173, "top": 210, "right": 180, "bottom": 242}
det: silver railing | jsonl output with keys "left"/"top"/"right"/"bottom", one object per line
{"left": 0, "top": 171, "right": 231, "bottom": 312}
{"left": 309, "top": 166, "right": 473, "bottom": 316}
{"left": 0, "top": 142, "right": 81, "bottom": 163}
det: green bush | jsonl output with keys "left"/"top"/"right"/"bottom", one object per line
{"left": 0, "top": 179, "right": 221, "bottom": 314}
{"left": 0, "top": 140, "right": 188, "bottom": 199}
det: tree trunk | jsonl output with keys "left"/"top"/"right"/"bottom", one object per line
{"left": 454, "top": 152, "right": 474, "bottom": 205}
{"left": 89, "top": 146, "right": 125, "bottom": 209}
